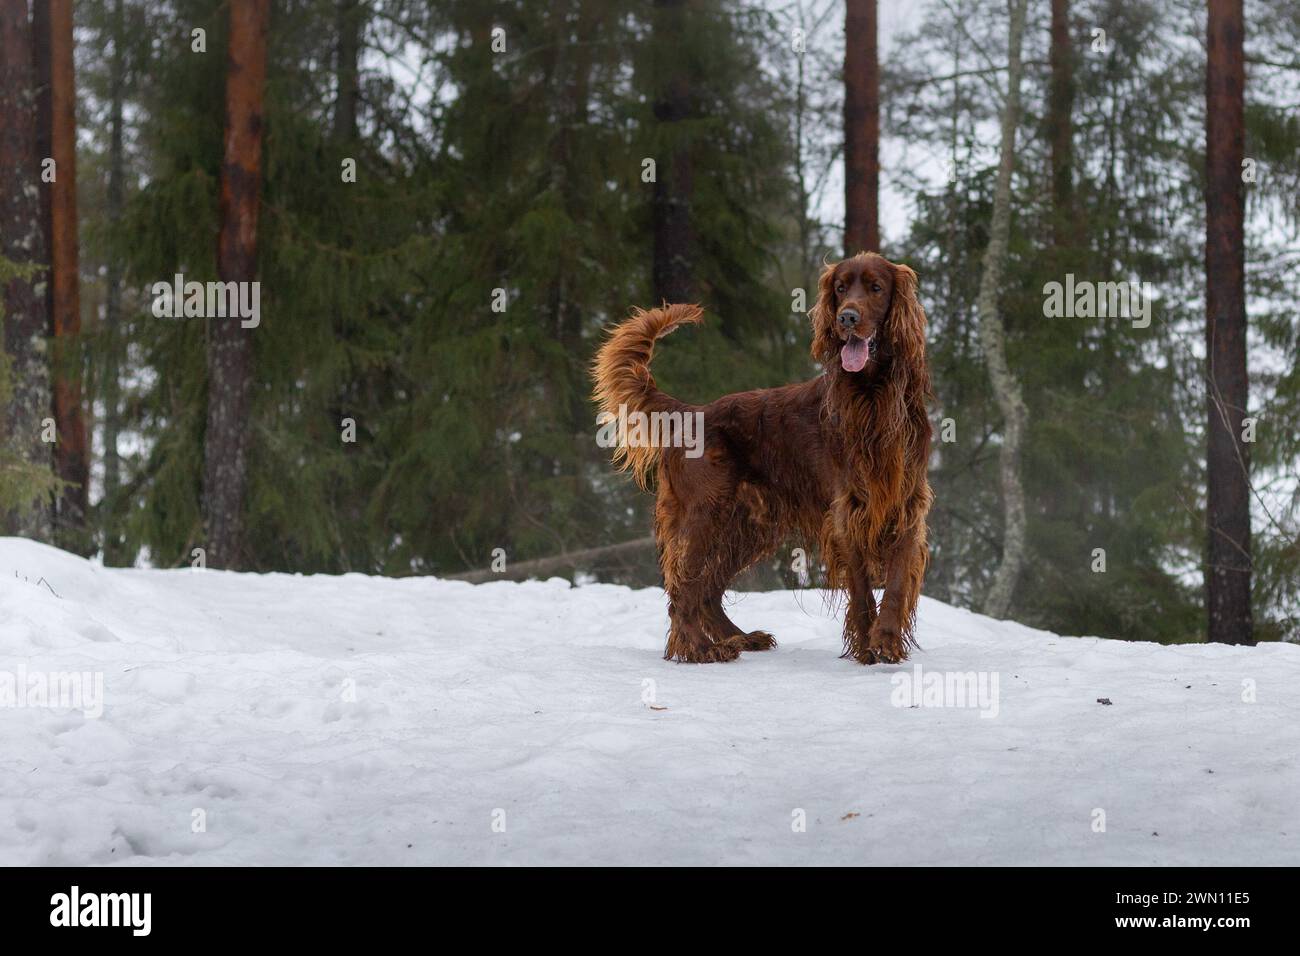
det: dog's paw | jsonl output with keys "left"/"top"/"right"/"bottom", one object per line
{"left": 864, "top": 623, "right": 908, "bottom": 664}
{"left": 842, "top": 637, "right": 873, "bottom": 665}
{"left": 700, "top": 638, "right": 744, "bottom": 663}
{"left": 735, "top": 630, "right": 776, "bottom": 651}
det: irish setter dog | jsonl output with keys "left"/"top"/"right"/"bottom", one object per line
{"left": 592, "top": 253, "right": 933, "bottom": 664}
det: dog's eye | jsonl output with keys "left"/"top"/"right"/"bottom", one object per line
{"left": 871, "top": 283, "right": 883, "bottom": 293}
{"left": 835, "top": 283, "right": 845, "bottom": 295}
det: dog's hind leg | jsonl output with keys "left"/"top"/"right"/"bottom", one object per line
{"left": 660, "top": 497, "right": 776, "bottom": 662}
{"left": 702, "top": 597, "right": 777, "bottom": 652}
{"left": 663, "top": 559, "right": 748, "bottom": 663}
{"left": 658, "top": 509, "right": 741, "bottom": 663}
{"left": 701, "top": 488, "right": 781, "bottom": 652}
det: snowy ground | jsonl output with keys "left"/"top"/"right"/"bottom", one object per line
{"left": 1, "top": 537, "right": 1296, "bottom": 866}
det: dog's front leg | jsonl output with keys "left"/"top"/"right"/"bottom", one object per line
{"left": 840, "top": 550, "right": 879, "bottom": 663}
{"left": 864, "top": 522, "right": 926, "bottom": 663}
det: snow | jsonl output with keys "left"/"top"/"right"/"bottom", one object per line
{"left": 1, "top": 536, "right": 1296, "bottom": 866}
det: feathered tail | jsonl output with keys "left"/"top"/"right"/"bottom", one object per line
{"left": 591, "top": 303, "right": 703, "bottom": 489}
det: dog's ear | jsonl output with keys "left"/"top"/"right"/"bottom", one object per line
{"left": 888, "top": 263, "right": 928, "bottom": 375}
{"left": 809, "top": 262, "right": 839, "bottom": 366}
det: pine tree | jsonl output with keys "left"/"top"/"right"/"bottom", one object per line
{"left": 101, "top": 0, "right": 129, "bottom": 563}
{"left": 0, "top": 0, "right": 54, "bottom": 538}
{"left": 1204, "top": 0, "right": 1252, "bottom": 643}
{"left": 34, "top": 0, "right": 91, "bottom": 552}
{"left": 650, "top": 0, "right": 694, "bottom": 304}
{"left": 1047, "top": 0, "right": 1074, "bottom": 245}
{"left": 204, "top": 0, "right": 269, "bottom": 569}
{"left": 844, "top": 0, "right": 880, "bottom": 254}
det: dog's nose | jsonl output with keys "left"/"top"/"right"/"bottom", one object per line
{"left": 838, "top": 308, "right": 860, "bottom": 329}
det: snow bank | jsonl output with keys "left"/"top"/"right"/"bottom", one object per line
{"left": 1, "top": 536, "right": 1295, "bottom": 866}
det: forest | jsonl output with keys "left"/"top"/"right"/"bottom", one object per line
{"left": 0, "top": 0, "right": 1296, "bottom": 645}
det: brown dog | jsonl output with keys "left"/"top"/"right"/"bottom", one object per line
{"left": 592, "top": 253, "right": 932, "bottom": 664}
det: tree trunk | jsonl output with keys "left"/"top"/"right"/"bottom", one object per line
{"left": 793, "top": 4, "right": 812, "bottom": 281}
{"left": 102, "top": 0, "right": 126, "bottom": 562}
{"left": 204, "top": 0, "right": 270, "bottom": 569}
{"left": 651, "top": 0, "right": 693, "bottom": 304}
{"left": 978, "top": 0, "right": 1029, "bottom": 620}
{"left": 549, "top": 0, "right": 593, "bottom": 422}
{"left": 1047, "top": 0, "right": 1073, "bottom": 245}
{"left": 0, "top": 0, "right": 52, "bottom": 539}
{"left": 843, "top": 0, "right": 879, "bottom": 255}
{"left": 333, "top": 0, "right": 361, "bottom": 143}
{"left": 43, "top": 0, "right": 90, "bottom": 552}
{"left": 31, "top": 0, "right": 50, "bottom": 304}
{"left": 1204, "top": 0, "right": 1252, "bottom": 644}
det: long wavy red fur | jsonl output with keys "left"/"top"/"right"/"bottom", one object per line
{"left": 592, "top": 254, "right": 933, "bottom": 664}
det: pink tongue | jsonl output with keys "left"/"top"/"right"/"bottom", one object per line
{"left": 841, "top": 335, "right": 869, "bottom": 372}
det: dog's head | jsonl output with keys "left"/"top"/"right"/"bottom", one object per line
{"left": 810, "top": 253, "right": 927, "bottom": 382}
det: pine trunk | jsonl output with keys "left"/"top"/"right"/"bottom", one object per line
{"left": 204, "top": 0, "right": 270, "bottom": 568}
{"left": 1204, "top": 0, "right": 1252, "bottom": 644}
{"left": 978, "top": 0, "right": 1029, "bottom": 620}
{"left": 651, "top": 0, "right": 692, "bottom": 305}
{"left": 102, "top": 0, "right": 126, "bottom": 562}
{"left": 31, "top": 0, "right": 50, "bottom": 304}
{"left": 550, "top": 0, "right": 593, "bottom": 423}
{"left": 844, "top": 0, "right": 879, "bottom": 255}
{"left": 45, "top": 0, "right": 90, "bottom": 552}
{"left": 333, "top": 0, "right": 361, "bottom": 143}
{"left": 0, "top": 0, "right": 52, "bottom": 539}
{"left": 1047, "top": 0, "right": 1073, "bottom": 245}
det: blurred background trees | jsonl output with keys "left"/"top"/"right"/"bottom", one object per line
{"left": 0, "top": 0, "right": 1295, "bottom": 643}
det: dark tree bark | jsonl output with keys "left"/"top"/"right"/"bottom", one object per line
{"left": 547, "top": 0, "right": 594, "bottom": 422}
{"left": 39, "top": 0, "right": 90, "bottom": 551}
{"left": 204, "top": 0, "right": 270, "bottom": 568}
{"left": 333, "top": 0, "right": 361, "bottom": 142}
{"left": 1047, "top": 0, "right": 1074, "bottom": 244}
{"left": 651, "top": 0, "right": 693, "bottom": 304}
{"left": 0, "top": 0, "right": 52, "bottom": 539}
{"left": 102, "top": 0, "right": 126, "bottom": 561}
{"left": 1204, "top": 0, "right": 1252, "bottom": 644}
{"left": 844, "top": 0, "right": 879, "bottom": 255}
{"left": 31, "top": 0, "right": 50, "bottom": 293}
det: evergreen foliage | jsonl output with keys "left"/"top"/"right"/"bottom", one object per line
{"left": 48, "top": 0, "right": 1299, "bottom": 640}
